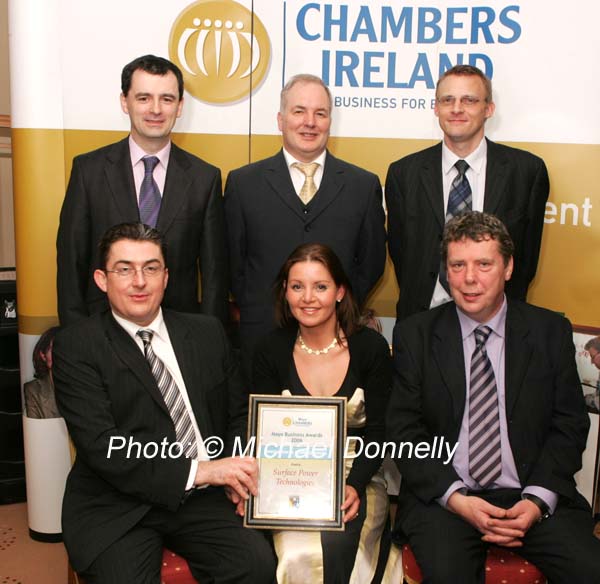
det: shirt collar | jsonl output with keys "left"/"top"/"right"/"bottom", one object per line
{"left": 282, "top": 147, "right": 327, "bottom": 170}
{"left": 456, "top": 295, "right": 507, "bottom": 342}
{"left": 112, "top": 308, "right": 167, "bottom": 343}
{"left": 129, "top": 135, "right": 171, "bottom": 169}
{"left": 442, "top": 137, "right": 487, "bottom": 177}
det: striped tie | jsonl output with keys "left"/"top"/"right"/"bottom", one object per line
{"left": 440, "top": 160, "right": 472, "bottom": 293}
{"left": 137, "top": 329, "right": 197, "bottom": 459}
{"left": 468, "top": 326, "right": 501, "bottom": 488}
{"left": 139, "top": 156, "right": 161, "bottom": 227}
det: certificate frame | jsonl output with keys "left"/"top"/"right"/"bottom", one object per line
{"left": 244, "top": 394, "right": 346, "bottom": 531}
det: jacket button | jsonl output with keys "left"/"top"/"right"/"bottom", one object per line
{"left": 305, "top": 225, "right": 311, "bottom": 232}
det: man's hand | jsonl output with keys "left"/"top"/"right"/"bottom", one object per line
{"left": 195, "top": 457, "right": 258, "bottom": 504}
{"left": 491, "top": 499, "right": 541, "bottom": 533}
{"left": 341, "top": 485, "right": 360, "bottom": 523}
{"left": 447, "top": 491, "right": 519, "bottom": 544}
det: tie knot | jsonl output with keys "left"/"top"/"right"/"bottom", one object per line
{"left": 454, "top": 159, "right": 469, "bottom": 177}
{"left": 293, "top": 161, "right": 319, "bottom": 178}
{"left": 474, "top": 325, "right": 492, "bottom": 347}
{"left": 137, "top": 329, "right": 154, "bottom": 345}
{"left": 142, "top": 156, "right": 159, "bottom": 174}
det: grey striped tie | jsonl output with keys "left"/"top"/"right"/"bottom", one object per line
{"left": 468, "top": 326, "right": 501, "bottom": 487}
{"left": 137, "top": 329, "right": 198, "bottom": 459}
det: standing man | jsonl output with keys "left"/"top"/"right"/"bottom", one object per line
{"left": 53, "top": 223, "right": 275, "bottom": 583}
{"left": 57, "top": 55, "right": 228, "bottom": 326}
{"left": 387, "top": 212, "right": 599, "bottom": 583}
{"left": 385, "top": 65, "right": 549, "bottom": 321}
{"left": 224, "top": 74, "right": 386, "bottom": 364}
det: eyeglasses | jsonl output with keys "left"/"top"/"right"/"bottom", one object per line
{"left": 437, "top": 95, "right": 484, "bottom": 107}
{"left": 105, "top": 265, "right": 165, "bottom": 278}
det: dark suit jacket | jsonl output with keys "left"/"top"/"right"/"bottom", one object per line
{"left": 57, "top": 138, "right": 228, "bottom": 325}
{"left": 224, "top": 149, "right": 386, "bottom": 347}
{"left": 385, "top": 139, "right": 549, "bottom": 319}
{"left": 53, "top": 309, "right": 246, "bottom": 571}
{"left": 386, "top": 300, "right": 589, "bottom": 523}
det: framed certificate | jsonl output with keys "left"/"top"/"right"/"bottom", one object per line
{"left": 244, "top": 394, "right": 346, "bottom": 530}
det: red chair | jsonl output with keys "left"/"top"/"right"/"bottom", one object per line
{"left": 69, "top": 548, "right": 196, "bottom": 584}
{"left": 160, "top": 548, "right": 196, "bottom": 584}
{"left": 402, "top": 543, "right": 546, "bottom": 584}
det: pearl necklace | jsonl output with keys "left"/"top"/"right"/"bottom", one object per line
{"left": 298, "top": 334, "right": 338, "bottom": 355}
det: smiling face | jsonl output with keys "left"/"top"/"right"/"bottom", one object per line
{"left": 93, "top": 239, "right": 168, "bottom": 326}
{"left": 120, "top": 69, "right": 183, "bottom": 153}
{"left": 277, "top": 81, "right": 331, "bottom": 162}
{"left": 447, "top": 236, "right": 513, "bottom": 323}
{"left": 285, "top": 260, "right": 345, "bottom": 332}
{"left": 434, "top": 74, "right": 495, "bottom": 156}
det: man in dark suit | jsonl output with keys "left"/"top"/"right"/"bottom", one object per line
{"left": 224, "top": 74, "right": 386, "bottom": 365}
{"left": 385, "top": 65, "right": 549, "bottom": 321}
{"left": 57, "top": 55, "right": 227, "bottom": 326}
{"left": 387, "top": 212, "right": 599, "bottom": 583}
{"left": 53, "top": 223, "right": 275, "bottom": 583}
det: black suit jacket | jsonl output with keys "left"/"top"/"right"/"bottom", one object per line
{"left": 224, "top": 150, "right": 386, "bottom": 346}
{"left": 385, "top": 139, "right": 549, "bottom": 319}
{"left": 386, "top": 300, "right": 589, "bottom": 522}
{"left": 53, "top": 310, "right": 246, "bottom": 571}
{"left": 57, "top": 138, "right": 228, "bottom": 325}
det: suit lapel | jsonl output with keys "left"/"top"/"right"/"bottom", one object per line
{"left": 483, "top": 139, "right": 509, "bottom": 215}
{"left": 102, "top": 312, "right": 171, "bottom": 417}
{"left": 105, "top": 138, "right": 139, "bottom": 220}
{"left": 307, "top": 151, "right": 344, "bottom": 220}
{"left": 157, "top": 143, "right": 192, "bottom": 234}
{"left": 421, "top": 144, "right": 445, "bottom": 228}
{"left": 504, "top": 301, "right": 532, "bottom": 418}
{"left": 164, "top": 312, "right": 212, "bottom": 437}
{"left": 432, "top": 305, "right": 467, "bottom": 421}
{"left": 264, "top": 151, "right": 305, "bottom": 219}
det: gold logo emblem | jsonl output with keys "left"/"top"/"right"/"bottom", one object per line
{"left": 169, "top": 0, "right": 271, "bottom": 104}
{"left": 283, "top": 417, "right": 292, "bottom": 427}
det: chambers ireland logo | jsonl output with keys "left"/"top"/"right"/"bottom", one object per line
{"left": 169, "top": 0, "right": 271, "bottom": 104}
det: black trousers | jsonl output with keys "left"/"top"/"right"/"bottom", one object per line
{"left": 81, "top": 487, "right": 276, "bottom": 584}
{"left": 398, "top": 488, "right": 600, "bottom": 584}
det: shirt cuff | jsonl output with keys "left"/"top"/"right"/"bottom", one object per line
{"left": 522, "top": 486, "right": 559, "bottom": 514}
{"left": 185, "top": 458, "right": 198, "bottom": 491}
{"left": 437, "top": 480, "right": 468, "bottom": 509}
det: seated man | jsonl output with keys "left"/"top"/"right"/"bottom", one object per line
{"left": 387, "top": 211, "right": 600, "bottom": 583}
{"left": 53, "top": 222, "right": 275, "bottom": 584}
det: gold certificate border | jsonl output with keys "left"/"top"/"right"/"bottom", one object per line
{"left": 244, "top": 394, "right": 346, "bottom": 531}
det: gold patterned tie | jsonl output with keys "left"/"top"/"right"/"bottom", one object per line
{"left": 292, "top": 162, "right": 320, "bottom": 204}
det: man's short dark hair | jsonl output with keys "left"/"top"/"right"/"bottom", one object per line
{"left": 436, "top": 64, "right": 493, "bottom": 103}
{"left": 121, "top": 55, "right": 184, "bottom": 100}
{"left": 98, "top": 223, "right": 167, "bottom": 270}
{"left": 442, "top": 211, "right": 514, "bottom": 265}
{"left": 584, "top": 336, "right": 600, "bottom": 353}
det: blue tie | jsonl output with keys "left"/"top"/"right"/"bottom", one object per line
{"left": 139, "top": 156, "right": 161, "bottom": 227}
{"left": 440, "top": 160, "right": 472, "bottom": 293}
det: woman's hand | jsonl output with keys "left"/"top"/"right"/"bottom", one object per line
{"left": 341, "top": 485, "right": 360, "bottom": 522}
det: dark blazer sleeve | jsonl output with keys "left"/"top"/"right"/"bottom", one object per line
{"left": 353, "top": 173, "right": 386, "bottom": 304}
{"left": 196, "top": 167, "right": 228, "bottom": 323}
{"left": 516, "top": 314, "right": 589, "bottom": 499}
{"left": 223, "top": 169, "right": 246, "bottom": 305}
{"left": 57, "top": 155, "right": 93, "bottom": 325}
{"left": 345, "top": 328, "right": 391, "bottom": 496}
{"left": 384, "top": 160, "right": 404, "bottom": 288}
{"left": 507, "top": 155, "right": 549, "bottom": 300}
{"left": 53, "top": 320, "right": 191, "bottom": 511}
{"left": 386, "top": 316, "right": 462, "bottom": 504}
